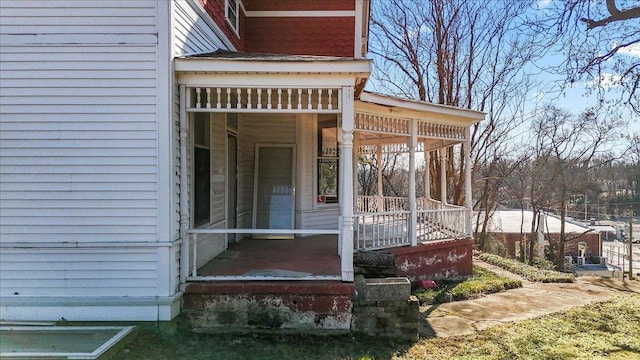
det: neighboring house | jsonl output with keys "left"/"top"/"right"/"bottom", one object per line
{"left": 0, "top": 0, "right": 483, "bottom": 327}
{"left": 478, "top": 210, "right": 602, "bottom": 259}
{"left": 586, "top": 219, "right": 616, "bottom": 242}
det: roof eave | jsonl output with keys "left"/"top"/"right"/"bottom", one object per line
{"left": 359, "top": 91, "right": 485, "bottom": 123}
{"left": 175, "top": 57, "right": 371, "bottom": 96}
{"left": 175, "top": 57, "right": 371, "bottom": 75}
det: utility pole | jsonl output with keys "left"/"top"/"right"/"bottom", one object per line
{"left": 584, "top": 191, "right": 587, "bottom": 222}
{"left": 629, "top": 210, "right": 634, "bottom": 280}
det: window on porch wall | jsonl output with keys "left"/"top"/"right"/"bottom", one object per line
{"left": 193, "top": 113, "right": 211, "bottom": 226}
{"left": 317, "top": 116, "right": 339, "bottom": 204}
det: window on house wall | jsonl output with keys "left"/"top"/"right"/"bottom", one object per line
{"left": 225, "top": 0, "right": 240, "bottom": 34}
{"left": 193, "top": 113, "right": 211, "bottom": 227}
{"left": 317, "top": 117, "right": 339, "bottom": 204}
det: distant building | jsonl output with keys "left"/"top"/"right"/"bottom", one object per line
{"left": 476, "top": 210, "right": 602, "bottom": 258}
{"left": 587, "top": 219, "right": 616, "bottom": 242}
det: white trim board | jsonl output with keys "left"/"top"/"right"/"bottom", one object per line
{"left": 0, "top": 293, "right": 182, "bottom": 321}
{"left": 186, "top": 0, "right": 236, "bottom": 51}
{"left": 245, "top": 10, "right": 356, "bottom": 17}
{"left": 0, "top": 326, "right": 134, "bottom": 360}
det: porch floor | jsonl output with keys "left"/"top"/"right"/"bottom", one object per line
{"left": 197, "top": 235, "right": 341, "bottom": 277}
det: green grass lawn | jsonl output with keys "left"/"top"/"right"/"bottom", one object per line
{"left": 413, "top": 266, "right": 522, "bottom": 305}
{"left": 114, "top": 295, "right": 640, "bottom": 360}
{"left": 478, "top": 253, "right": 576, "bottom": 283}
{"left": 410, "top": 294, "right": 640, "bottom": 360}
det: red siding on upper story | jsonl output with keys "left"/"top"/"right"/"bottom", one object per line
{"left": 199, "top": 0, "right": 245, "bottom": 50}
{"left": 243, "top": 0, "right": 355, "bottom": 11}
{"left": 245, "top": 17, "right": 355, "bottom": 57}
{"left": 198, "top": 0, "right": 358, "bottom": 56}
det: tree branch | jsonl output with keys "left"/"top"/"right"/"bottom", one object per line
{"left": 580, "top": 0, "right": 640, "bottom": 29}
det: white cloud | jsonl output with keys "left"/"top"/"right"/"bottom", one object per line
{"left": 618, "top": 42, "right": 640, "bottom": 58}
{"left": 536, "top": 0, "right": 552, "bottom": 9}
{"left": 590, "top": 73, "right": 621, "bottom": 90}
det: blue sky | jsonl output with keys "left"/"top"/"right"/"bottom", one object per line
{"left": 365, "top": 0, "right": 640, "bottom": 144}
{"left": 528, "top": 0, "right": 640, "bottom": 134}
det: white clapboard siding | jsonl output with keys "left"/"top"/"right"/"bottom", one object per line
{"left": 174, "top": 0, "right": 226, "bottom": 56}
{"left": 0, "top": 0, "right": 159, "bottom": 244}
{"left": 173, "top": 84, "right": 182, "bottom": 243}
{"left": 303, "top": 209, "right": 340, "bottom": 229}
{"left": 0, "top": 248, "right": 158, "bottom": 297}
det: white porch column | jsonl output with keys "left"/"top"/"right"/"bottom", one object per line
{"left": 353, "top": 133, "right": 359, "bottom": 214}
{"left": 408, "top": 120, "right": 418, "bottom": 246}
{"left": 464, "top": 128, "right": 473, "bottom": 237}
{"left": 340, "top": 86, "right": 355, "bottom": 282}
{"left": 440, "top": 149, "right": 447, "bottom": 206}
{"left": 376, "top": 143, "right": 383, "bottom": 212}
{"left": 179, "top": 85, "right": 190, "bottom": 284}
{"left": 337, "top": 115, "right": 343, "bottom": 256}
{"left": 425, "top": 149, "right": 431, "bottom": 200}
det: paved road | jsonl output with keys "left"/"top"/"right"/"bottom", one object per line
{"left": 603, "top": 240, "right": 640, "bottom": 277}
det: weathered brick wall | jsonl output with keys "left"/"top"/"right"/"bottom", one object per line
{"left": 182, "top": 282, "right": 354, "bottom": 332}
{"left": 390, "top": 239, "right": 474, "bottom": 281}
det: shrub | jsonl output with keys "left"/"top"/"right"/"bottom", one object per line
{"left": 413, "top": 266, "right": 522, "bottom": 305}
{"left": 478, "top": 253, "right": 575, "bottom": 283}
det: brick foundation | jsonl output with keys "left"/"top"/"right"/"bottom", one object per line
{"left": 182, "top": 281, "right": 355, "bottom": 332}
{"left": 390, "top": 238, "right": 473, "bottom": 281}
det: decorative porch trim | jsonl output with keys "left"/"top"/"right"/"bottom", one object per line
{"left": 355, "top": 112, "right": 410, "bottom": 135}
{"left": 186, "top": 86, "right": 341, "bottom": 113}
{"left": 417, "top": 121, "right": 465, "bottom": 140}
{"left": 355, "top": 111, "right": 466, "bottom": 140}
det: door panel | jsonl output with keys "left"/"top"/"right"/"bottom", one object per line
{"left": 253, "top": 145, "right": 295, "bottom": 237}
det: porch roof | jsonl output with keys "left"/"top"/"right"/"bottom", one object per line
{"left": 175, "top": 50, "right": 371, "bottom": 95}
{"left": 357, "top": 91, "right": 485, "bottom": 125}
{"left": 354, "top": 91, "right": 485, "bottom": 149}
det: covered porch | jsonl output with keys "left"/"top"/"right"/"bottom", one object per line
{"left": 175, "top": 52, "right": 484, "bottom": 285}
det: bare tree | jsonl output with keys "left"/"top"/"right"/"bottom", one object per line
{"left": 526, "top": 105, "right": 622, "bottom": 266}
{"left": 530, "top": 0, "right": 640, "bottom": 114}
{"left": 369, "top": 0, "right": 547, "bottom": 243}
{"left": 357, "top": 153, "right": 378, "bottom": 196}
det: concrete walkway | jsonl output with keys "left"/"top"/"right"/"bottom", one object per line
{"left": 420, "top": 259, "right": 640, "bottom": 337}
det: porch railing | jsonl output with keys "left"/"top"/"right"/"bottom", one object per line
{"left": 354, "top": 211, "right": 410, "bottom": 250}
{"left": 416, "top": 208, "right": 469, "bottom": 242}
{"left": 356, "top": 196, "right": 423, "bottom": 212}
{"left": 354, "top": 196, "right": 471, "bottom": 249}
{"left": 356, "top": 196, "right": 464, "bottom": 213}
{"left": 357, "top": 195, "right": 379, "bottom": 213}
